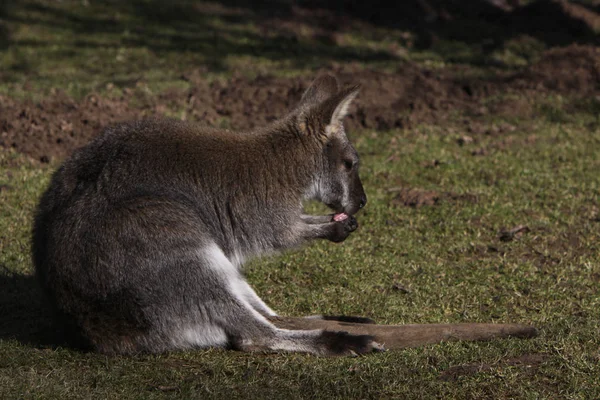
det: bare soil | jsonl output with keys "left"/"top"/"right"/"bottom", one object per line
{"left": 1, "top": 44, "right": 599, "bottom": 163}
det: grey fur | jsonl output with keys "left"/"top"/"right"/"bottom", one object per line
{"left": 32, "top": 75, "right": 380, "bottom": 356}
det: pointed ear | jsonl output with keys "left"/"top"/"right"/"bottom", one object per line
{"left": 297, "top": 75, "right": 339, "bottom": 109}
{"left": 295, "top": 80, "right": 359, "bottom": 139}
{"left": 308, "top": 84, "right": 359, "bottom": 139}
{"left": 328, "top": 84, "right": 360, "bottom": 126}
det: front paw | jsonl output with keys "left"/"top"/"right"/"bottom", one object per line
{"left": 329, "top": 215, "right": 358, "bottom": 243}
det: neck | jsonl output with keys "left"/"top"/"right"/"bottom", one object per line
{"left": 246, "top": 118, "right": 322, "bottom": 199}
{"left": 189, "top": 118, "right": 323, "bottom": 260}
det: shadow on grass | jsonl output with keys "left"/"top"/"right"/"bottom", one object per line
{"left": 0, "top": 267, "right": 66, "bottom": 349}
{"left": 3, "top": 0, "right": 396, "bottom": 74}
{"left": 297, "top": 0, "right": 600, "bottom": 47}
{"left": 0, "top": 2, "right": 11, "bottom": 50}
{"left": 2, "top": 0, "right": 598, "bottom": 77}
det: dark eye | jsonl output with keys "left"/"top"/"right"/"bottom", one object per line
{"left": 343, "top": 159, "right": 354, "bottom": 170}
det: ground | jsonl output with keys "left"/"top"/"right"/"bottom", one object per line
{"left": 0, "top": 1, "right": 599, "bottom": 399}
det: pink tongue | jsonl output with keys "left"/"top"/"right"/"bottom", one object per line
{"left": 333, "top": 213, "right": 349, "bottom": 222}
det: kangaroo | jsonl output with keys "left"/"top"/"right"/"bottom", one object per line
{"left": 32, "top": 75, "right": 384, "bottom": 356}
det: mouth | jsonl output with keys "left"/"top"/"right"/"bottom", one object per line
{"left": 325, "top": 202, "right": 347, "bottom": 215}
{"left": 325, "top": 202, "right": 358, "bottom": 222}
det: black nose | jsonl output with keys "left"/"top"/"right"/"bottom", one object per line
{"left": 359, "top": 195, "right": 367, "bottom": 209}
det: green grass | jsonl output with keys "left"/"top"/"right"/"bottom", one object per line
{"left": 1, "top": 119, "right": 599, "bottom": 399}
{"left": 0, "top": 0, "right": 402, "bottom": 99}
{"left": 1, "top": 0, "right": 558, "bottom": 99}
{"left": 2, "top": 0, "right": 600, "bottom": 398}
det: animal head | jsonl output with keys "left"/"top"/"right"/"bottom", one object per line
{"left": 295, "top": 75, "right": 367, "bottom": 216}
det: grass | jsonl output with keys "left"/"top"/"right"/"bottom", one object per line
{"left": 2, "top": 120, "right": 599, "bottom": 398}
{"left": 0, "top": 0, "right": 402, "bottom": 99}
{"left": 2, "top": 0, "right": 600, "bottom": 398}
{"left": 1, "top": 0, "right": 564, "bottom": 99}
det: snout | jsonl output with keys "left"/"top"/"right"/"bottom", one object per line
{"left": 359, "top": 194, "right": 367, "bottom": 209}
{"left": 343, "top": 192, "right": 366, "bottom": 216}
{"left": 344, "top": 177, "right": 367, "bottom": 216}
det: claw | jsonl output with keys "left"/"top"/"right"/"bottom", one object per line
{"left": 371, "top": 341, "right": 386, "bottom": 352}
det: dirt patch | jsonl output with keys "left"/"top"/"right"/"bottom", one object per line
{"left": 204, "top": 63, "right": 488, "bottom": 132}
{"left": 392, "top": 188, "right": 442, "bottom": 207}
{"left": 1, "top": 44, "right": 599, "bottom": 162}
{"left": 439, "top": 353, "right": 550, "bottom": 381}
{"left": 510, "top": 45, "right": 600, "bottom": 93}
{"left": 0, "top": 92, "right": 142, "bottom": 163}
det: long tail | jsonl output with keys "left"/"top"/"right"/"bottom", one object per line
{"left": 270, "top": 317, "right": 538, "bottom": 349}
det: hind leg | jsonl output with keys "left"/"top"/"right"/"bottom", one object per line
{"left": 190, "top": 243, "right": 382, "bottom": 355}
{"left": 218, "top": 293, "right": 381, "bottom": 356}
{"left": 234, "top": 279, "right": 278, "bottom": 318}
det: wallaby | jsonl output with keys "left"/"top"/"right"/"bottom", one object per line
{"left": 33, "top": 75, "right": 538, "bottom": 356}
{"left": 32, "top": 75, "right": 384, "bottom": 356}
